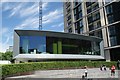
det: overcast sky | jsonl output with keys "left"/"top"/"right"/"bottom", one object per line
{"left": 1, "top": 2, "right": 64, "bottom": 52}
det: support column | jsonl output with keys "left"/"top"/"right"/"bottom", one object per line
{"left": 104, "top": 50, "right": 111, "bottom": 62}
{"left": 15, "top": 59, "right": 20, "bottom": 63}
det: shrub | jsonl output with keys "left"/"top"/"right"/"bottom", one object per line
{"left": 1, "top": 61, "right": 117, "bottom": 77}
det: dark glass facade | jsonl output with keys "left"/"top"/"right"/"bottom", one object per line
{"left": 86, "top": 2, "right": 99, "bottom": 14}
{"left": 105, "top": 2, "right": 120, "bottom": 24}
{"left": 20, "top": 36, "right": 100, "bottom": 55}
{"left": 108, "top": 23, "right": 120, "bottom": 46}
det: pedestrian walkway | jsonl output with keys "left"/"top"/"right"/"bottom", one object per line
{"left": 5, "top": 68, "right": 119, "bottom": 80}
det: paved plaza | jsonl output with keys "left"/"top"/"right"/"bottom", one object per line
{"left": 5, "top": 68, "right": 120, "bottom": 80}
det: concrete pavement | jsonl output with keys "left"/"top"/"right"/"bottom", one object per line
{"left": 5, "top": 68, "right": 120, "bottom": 80}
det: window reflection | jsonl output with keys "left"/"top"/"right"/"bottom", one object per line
{"left": 20, "top": 36, "right": 46, "bottom": 54}
{"left": 20, "top": 36, "right": 101, "bottom": 55}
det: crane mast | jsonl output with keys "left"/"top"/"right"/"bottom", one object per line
{"left": 39, "top": 0, "right": 42, "bottom": 30}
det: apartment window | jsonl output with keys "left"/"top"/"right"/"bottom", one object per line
{"left": 89, "top": 24, "right": 94, "bottom": 31}
{"left": 67, "top": 15, "right": 71, "bottom": 21}
{"left": 79, "top": 20, "right": 83, "bottom": 27}
{"left": 97, "top": 21, "right": 101, "bottom": 28}
{"left": 74, "top": 2, "right": 78, "bottom": 6}
{"left": 107, "top": 14, "right": 114, "bottom": 24}
{"left": 108, "top": 25, "right": 116, "bottom": 36}
{"left": 74, "top": 9, "right": 77, "bottom": 15}
{"left": 93, "top": 12, "right": 100, "bottom": 21}
{"left": 74, "top": 15, "right": 79, "bottom": 21}
{"left": 66, "top": 2, "right": 71, "bottom": 9}
{"left": 68, "top": 28, "right": 72, "bottom": 33}
{"left": 79, "top": 12, "right": 82, "bottom": 18}
{"left": 108, "top": 25, "right": 117, "bottom": 46}
{"left": 86, "top": 2, "right": 99, "bottom": 14}
{"left": 75, "top": 22, "right": 78, "bottom": 30}
{"left": 87, "top": 7, "right": 92, "bottom": 14}
{"left": 94, "top": 21, "right": 101, "bottom": 29}
{"left": 96, "top": 31, "right": 102, "bottom": 38}
{"left": 78, "top": 5, "right": 82, "bottom": 12}
{"left": 80, "top": 27, "right": 83, "bottom": 34}
{"left": 86, "top": 2, "right": 91, "bottom": 7}
{"left": 67, "top": 21, "right": 71, "bottom": 27}
{"left": 88, "top": 15, "right": 93, "bottom": 24}
{"left": 106, "top": 5, "right": 113, "bottom": 15}
{"left": 67, "top": 8, "right": 71, "bottom": 14}
{"left": 92, "top": 3, "right": 99, "bottom": 11}
{"left": 110, "top": 36, "right": 117, "bottom": 46}
{"left": 89, "top": 30, "right": 102, "bottom": 38}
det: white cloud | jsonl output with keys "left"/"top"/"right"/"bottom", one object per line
{"left": 51, "top": 22, "right": 64, "bottom": 28}
{"left": 0, "top": 27, "right": 8, "bottom": 36}
{"left": 20, "top": 2, "right": 48, "bottom": 17}
{"left": 0, "top": 42, "right": 9, "bottom": 53}
{"left": 2, "top": 2, "right": 48, "bottom": 18}
{"left": 43, "top": 9, "right": 63, "bottom": 24}
{"left": 0, "top": 27, "right": 11, "bottom": 52}
{"left": 42, "top": 2, "right": 48, "bottom": 9}
{"left": 9, "top": 3, "right": 26, "bottom": 17}
{"left": 20, "top": 2, "right": 39, "bottom": 17}
{"left": 58, "top": 22, "right": 64, "bottom": 27}
{"left": 15, "top": 16, "right": 39, "bottom": 29}
{"left": 15, "top": 8, "right": 63, "bottom": 30}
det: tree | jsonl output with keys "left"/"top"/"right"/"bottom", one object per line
{"left": 1, "top": 51, "right": 13, "bottom": 61}
{"left": 0, "top": 52, "right": 3, "bottom": 60}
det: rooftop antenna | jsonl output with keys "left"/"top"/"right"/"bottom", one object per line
{"left": 39, "top": 0, "right": 42, "bottom": 30}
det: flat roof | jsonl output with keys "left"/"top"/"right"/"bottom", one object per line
{"left": 15, "top": 30, "right": 102, "bottom": 42}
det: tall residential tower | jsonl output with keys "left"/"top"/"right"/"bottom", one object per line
{"left": 63, "top": 0, "right": 120, "bottom": 61}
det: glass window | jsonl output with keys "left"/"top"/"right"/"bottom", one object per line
{"left": 67, "top": 21, "right": 71, "bottom": 27}
{"left": 110, "top": 36, "right": 117, "bottom": 46}
{"left": 67, "top": 8, "right": 71, "bottom": 14}
{"left": 92, "top": 3, "right": 99, "bottom": 11}
{"left": 88, "top": 15, "right": 93, "bottom": 24}
{"left": 74, "top": 9, "right": 77, "bottom": 15}
{"left": 106, "top": 5, "right": 113, "bottom": 14}
{"left": 75, "top": 22, "right": 78, "bottom": 29}
{"left": 93, "top": 12, "right": 100, "bottom": 21}
{"left": 89, "top": 24, "right": 94, "bottom": 31}
{"left": 68, "top": 28, "right": 72, "bottom": 33}
{"left": 107, "top": 14, "right": 114, "bottom": 24}
{"left": 79, "top": 20, "right": 83, "bottom": 27}
{"left": 66, "top": 2, "right": 71, "bottom": 9}
{"left": 95, "top": 31, "right": 102, "bottom": 38}
{"left": 93, "top": 21, "right": 101, "bottom": 29}
{"left": 96, "top": 21, "right": 101, "bottom": 28}
{"left": 90, "top": 31, "right": 103, "bottom": 39}
{"left": 86, "top": 2, "right": 99, "bottom": 14}
{"left": 20, "top": 36, "right": 46, "bottom": 54}
{"left": 78, "top": 5, "right": 82, "bottom": 12}
{"left": 67, "top": 15, "right": 71, "bottom": 21}
{"left": 74, "top": 2, "right": 78, "bottom": 6}
{"left": 80, "top": 27, "right": 83, "bottom": 34}
{"left": 79, "top": 12, "right": 82, "bottom": 18}
{"left": 86, "top": 2, "right": 91, "bottom": 7}
{"left": 108, "top": 25, "right": 116, "bottom": 36}
{"left": 87, "top": 7, "right": 92, "bottom": 14}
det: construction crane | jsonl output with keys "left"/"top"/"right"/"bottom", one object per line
{"left": 39, "top": 0, "right": 42, "bottom": 30}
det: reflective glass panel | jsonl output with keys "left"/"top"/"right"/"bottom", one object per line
{"left": 20, "top": 36, "right": 46, "bottom": 54}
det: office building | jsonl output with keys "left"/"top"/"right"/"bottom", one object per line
{"left": 13, "top": 30, "right": 104, "bottom": 62}
{"left": 63, "top": 0, "right": 120, "bottom": 61}
{"left": 6, "top": 46, "right": 13, "bottom": 52}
